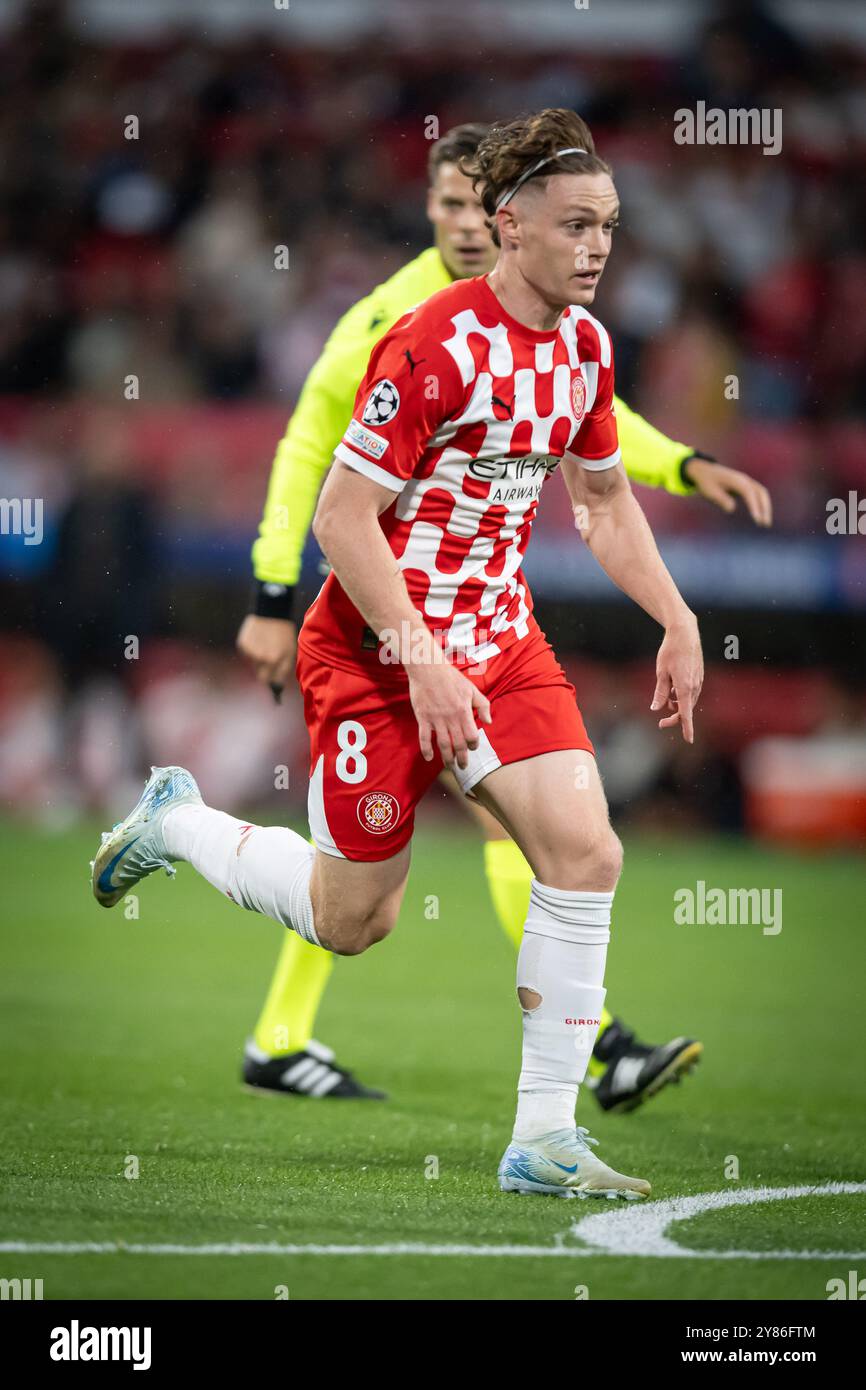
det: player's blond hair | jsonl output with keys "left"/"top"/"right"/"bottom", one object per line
{"left": 461, "top": 109, "right": 612, "bottom": 245}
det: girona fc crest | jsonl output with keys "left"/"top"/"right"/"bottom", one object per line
{"left": 571, "top": 375, "right": 587, "bottom": 422}
{"left": 357, "top": 791, "right": 400, "bottom": 834}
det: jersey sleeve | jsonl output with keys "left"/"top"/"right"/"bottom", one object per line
{"left": 614, "top": 395, "right": 696, "bottom": 495}
{"left": 334, "top": 318, "right": 462, "bottom": 492}
{"left": 251, "top": 290, "right": 395, "bottom": 586}
{"left": 566, "top": 326, "right": 621, "bottom": 472}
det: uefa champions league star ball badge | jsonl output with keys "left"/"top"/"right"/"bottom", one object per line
{"left": 362, "top": 379, "right": 401, "bottom": 426}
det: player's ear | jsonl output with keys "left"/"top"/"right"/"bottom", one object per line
{"left": 496, "top": 205, "right": 519, "bottom": 248}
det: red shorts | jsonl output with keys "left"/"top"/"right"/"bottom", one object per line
{"left": 295, "top": 617, "right": 593, "bottom": 862}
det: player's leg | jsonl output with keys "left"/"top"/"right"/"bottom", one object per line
{"left": 251, "top": 936, "right": 335, "bottom": 1063}
{"left": 243, "top": 933, "right": 387, "bottom": 1100}
{"left": 242, "top": 646, "right": 425, "bottom": 1098}
{"left": 91, "top": 761, "right": 409, "bottom": 954}
{"left": 446, "top": 625, "right": 651, "bottom": 1196}
{"left": 441, "top": 779, "right": 525, "bottom": 951}
{"left": 177, "top": 782, "right": 409, "bottom": 955}
{"left": 468, "top": 747, "right": 649, "bottom": 1197}
{"left": 442, "top": 770, "right": 702, "bottom": 1110}
{"left": 92, "top": 640, "right": 432, "bottom": 959}
{"left": 449, "top": 777, "right": 620, "bottom": 1049}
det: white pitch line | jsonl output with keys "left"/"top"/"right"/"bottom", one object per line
{"left": 571, "top": 1181, "right": 866, "bottom": 1260}
{"left": 2, "top": 1182, "right": 864, "bottom": 1261}
{"left": 0, "top": 1241, "right": 579, "bottom": 1258}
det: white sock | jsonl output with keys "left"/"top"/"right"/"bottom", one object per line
{"left": 162, "top": 804, "right": 320, "bottom": 946}
{"left": 513, "top": 880, "right": 613, "bottom": 1142}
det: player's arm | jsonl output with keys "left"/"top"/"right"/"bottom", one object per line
{"left": 566, "top": 457, "right": 703, "bottom": 740}
{"left": 563, "top": 352, "right": 703, "bottom": 743}
{"left": 313, "top": 465, "right": 490, "bottom": 768}
{"left": 615, "top": 394, "right": 772, "bottom": 525}
{"left": 312, "top": 328, "right": 491, "bottom": 769}
{"left": 237, "top": 293, "right": 389, "bottom": 691}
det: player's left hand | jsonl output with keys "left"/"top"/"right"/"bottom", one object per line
{"left": 652, "top": 615, "right": 703, "bottom": 744}
{"left": 684, "top": 458, "right": 773, "bottom": 527}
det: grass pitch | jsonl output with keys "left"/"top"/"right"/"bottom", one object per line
{"left": 1, "top": 815, "right": 864, "bottom": 1300}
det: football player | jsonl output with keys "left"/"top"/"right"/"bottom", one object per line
{"left": 94, "top": 109, "right": 720, "bottom": 1197}
{"left": 234, "top": 121, "right": 769, "bottom": 1108}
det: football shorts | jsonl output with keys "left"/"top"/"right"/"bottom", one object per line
{"left": 296, "top": 617, "right": 593, "bottom": 862}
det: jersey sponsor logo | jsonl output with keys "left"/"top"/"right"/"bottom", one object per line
{"left": 346, "top": 417, "right": 389, "bottom": 460}
{"left": 362, "top": 378, "right": 400, "bottom": 426}
{"left": 490, "top": 481, "right": 545, "bottom": 504}
{"left": 571, "top": 375, "right": 587, "bottom": 422}
{"left": 468, "top": 454, "right": 559, "bottom": 482}
{"left": 357, "top": 791, "right": 400, "bottom": 834}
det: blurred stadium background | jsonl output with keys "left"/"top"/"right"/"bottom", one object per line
{"left": 2, "top": 0, "right": 866, "bottom": 1305}
{"left": 1, "top": 0, "right": 865, "bottom": 845}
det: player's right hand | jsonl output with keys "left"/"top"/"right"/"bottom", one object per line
{"left": 407, "top": 660, "right": 492, "bottom": 770}
{"left": 651, "top": 615, "right": 703, "bottom": 744}
{"left": 236, "top": 615, "right": 298, "bottom": 692}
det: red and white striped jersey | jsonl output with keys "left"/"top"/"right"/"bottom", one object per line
{"left": 302, "top": 274, "right": 620, "bottom": 668}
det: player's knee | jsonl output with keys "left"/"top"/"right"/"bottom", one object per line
{"left": 316, "top": 902, "right": 396, "bottom": 956}
{"left": 540, "top": 826, "right": 623, "bottom": 891}
{"left": 587, "top": 829, "right": 623, "bottom": 889}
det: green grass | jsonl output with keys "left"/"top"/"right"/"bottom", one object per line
{"left": 1, "top": 813, "right": 864, "bottom": 1300}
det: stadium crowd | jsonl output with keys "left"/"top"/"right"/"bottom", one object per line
{"left": 0, "top": 0, "right": 864, "bottom": 433}
{"left": 1, "top": 0, "right": 865, "bottom": 837}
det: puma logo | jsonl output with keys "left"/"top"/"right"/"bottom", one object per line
{"left": 403, "top": 348, "right": 426, "bottom": 375}
{"left": 492, "top": 394, "right": 514, "bottom": 420}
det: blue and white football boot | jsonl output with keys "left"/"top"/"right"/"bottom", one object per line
{"left": 498, "top": 1126, "right": 651, "bottom": 1200}
{"left": 91, "top": 765, "right": 202, "bottom": 908}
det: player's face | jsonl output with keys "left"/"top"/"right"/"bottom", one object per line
{"left": 506, "top": 172, "right": 619, "bottom": 309}
{"left": 427, "top": 163, "right": 496, "bottom": 279}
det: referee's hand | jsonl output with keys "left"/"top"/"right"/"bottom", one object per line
{"left": 684, "top": 458, "right": 773, "bottom": 527}
{"left": 236, "top": 615, "right": 298, "bottom": 699}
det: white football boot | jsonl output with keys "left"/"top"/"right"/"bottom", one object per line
{"left": 91, "top": 765, "right": 202, "bottom": 908}
{"left": 498, "top": 1125, "right": 651, "bottom": 1200}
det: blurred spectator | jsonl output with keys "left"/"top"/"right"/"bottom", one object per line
{"left": 0, "top": 0, "right": 861, "bottom": 428}
{"left": 1, "top": 0, "right": 865, "bottom": 824}
{"left": 36, "top": 417, "right": 157, "bottom": 814}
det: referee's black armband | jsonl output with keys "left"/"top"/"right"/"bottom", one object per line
{"left": 679, "top": 448, "right": 717, "bottom": 490}
{"left": 250, "top": 579, "right": 296, "bottom": 622}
